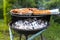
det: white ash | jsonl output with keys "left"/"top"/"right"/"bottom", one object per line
{"left": 12, "top": 18, "right": 48, "bottom": 30}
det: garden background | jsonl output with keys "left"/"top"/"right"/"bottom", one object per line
{"left": 0, "top": 0, "right": 60, "bottom": 40}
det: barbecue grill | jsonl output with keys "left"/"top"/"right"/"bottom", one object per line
{"left": 9, "top": 8, "right": 59, "bottom": 40}
{"left": 9, "top": 8, "right": 51, "bottom": 40}
{"left": 9, "top": 15, "right": 50, "bottom": 34}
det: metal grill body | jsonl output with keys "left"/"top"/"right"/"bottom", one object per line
{"left": 9, "top": 10, "right": 51, "bottom": 40}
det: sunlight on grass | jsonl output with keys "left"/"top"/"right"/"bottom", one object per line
{"left": 0, "top": 19, "right": 9, "bottom": 31}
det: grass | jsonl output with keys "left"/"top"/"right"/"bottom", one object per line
{"left": 43, "top": 23, "right": 60, "bottom": 40}
{"left": 0, "top": 19, "right": 10, "bottom": 40}
{"left": 0, "top": 19, "right": 60, "bottom": 40}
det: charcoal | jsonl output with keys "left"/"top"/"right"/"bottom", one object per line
{"left": 12, "top": 18, "right": 48, "bottom": 30}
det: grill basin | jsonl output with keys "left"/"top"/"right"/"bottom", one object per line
{"left": 10, "top": 8, "right": 51, "bottom": 35}
{"left": 9, "top": 15, "right": 50, "bottom": 35}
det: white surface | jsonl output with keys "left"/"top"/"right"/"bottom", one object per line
{"left": 13, "top": 19, "right": 48, "bottom": 30}
{"left": 50, "top": 9, "right": 59, "bottom": 14}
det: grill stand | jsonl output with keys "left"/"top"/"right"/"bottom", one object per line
{"left": 20, "top": 34, "right": 22, "bottom": 40}
{"left": 40, "top": 34, "right": 46, "bottom": 40}
{"left": 25, "top": 35, "right": 28, "bottom": 40}
{"left": 9, "top": 27, "right": 46, "bottom": 40}
{"left": 9, "top": 27, "right": 14, "bottom": 40}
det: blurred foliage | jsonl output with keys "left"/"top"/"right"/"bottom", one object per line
{"left": 45, "top": 0, "right": 60, "bottom": 9}
{"left": 0, "top": 0, "right": 3, "bottom": 19}
{"left": 45, "top": 0, "right": 60, "bottom": 23}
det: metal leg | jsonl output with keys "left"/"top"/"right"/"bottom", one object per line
{"left": 41, "top": 34, "right": 43, "bottom": 40}
{"left": 26, "top": 36, "right": 28, "bottom": 40}
{"left": 9, "top": 27, "right": 14, "bottom": 40}
{"left": 40, "top": 34, "right": 46, "bottom": 40}
{"left": 25, "top": 35, "right": 28, "bottom": 40}
{"left": 27, "top": 29, "right": 46, "bottom": 40}
{"left": 20, "top": 34, "right": 22, "bottom": 40}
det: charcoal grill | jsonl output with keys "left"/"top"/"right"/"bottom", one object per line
{"left": 9, "top": 10, "right": 51, "bottom": 40}
{"left": 10, "top": 15, "right": 50, "bottom": 33}
{"left": 8, "top": 7, "right": 52, "bottom": 40}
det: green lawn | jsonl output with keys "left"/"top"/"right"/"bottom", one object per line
{"left": 0, "top": 19, "right": 60, "bottom": 40}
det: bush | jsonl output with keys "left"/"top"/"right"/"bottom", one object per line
{"left": 0, "top": 0, "right": 3, "bottom": 19}
{"left": 0, "top": 8, "right": 3, "bottom": 19}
